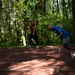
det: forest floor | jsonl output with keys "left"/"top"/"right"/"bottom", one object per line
{"left": 0, "top": 46, "right": 75, "bottom": 75}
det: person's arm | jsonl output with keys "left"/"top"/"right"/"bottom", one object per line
{"left": 55, "top": 32, "right": 63, "bottom": 43}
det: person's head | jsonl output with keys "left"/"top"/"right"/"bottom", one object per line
{"left": 47, "top": 24, "right": 53, "bottom": 30}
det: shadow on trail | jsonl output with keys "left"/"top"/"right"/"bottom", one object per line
{"left": 0, "top": 46, "right": 75, "bottom": 75}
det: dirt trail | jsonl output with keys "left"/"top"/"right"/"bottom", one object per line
{"left": 0, "top": 46, "right": 75, "bottom": 75}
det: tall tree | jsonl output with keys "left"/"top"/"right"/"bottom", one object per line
{"left": 0, "top": 0, "right": 4, "bottom": 43}
{"left": 44, "top": 0, "right": 46, "bottom": 15}
{"left": 57, "top": 0, "right": 59, "bottom": 12}
{"left": 0, "top": 0, "right": 2, "bottom": 13}
{"left": 62, "top": 0, "right": 66, "bottom": 18}
{"left": 0, "top": 0, "right": 2, "bottom": 25}
{"left": 72, "top": 0, "right": 75, "bottom": 42}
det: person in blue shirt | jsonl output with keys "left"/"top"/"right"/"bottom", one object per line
{"left": 47, "top": 24, "right": 70, "bottom": 49}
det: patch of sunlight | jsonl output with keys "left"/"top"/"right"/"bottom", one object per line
{"left": 43, "top": 46, "right": 61, "bottom": 50}
{"left": 47, "top": 53, "right": 61, "bottom": 58}
{"left": 24, "top": 50, "right": 38, "bottom": 54}
{"left": 8, "top": 59, "right": 42, "bottom": 70}
{"left": 6, "top": 59, "right": 66, "bottom": 75}
{"left": 0, "top": 61, "right": 9, "bottom": 65}
{"left": 47, "top": 46, "right": 54, "bottom": 49}
{"left": 8, "top": 47, "right": 13, "bottom": 49}
{"left": 26, "top": 68, "right": 55, "bottom": 75}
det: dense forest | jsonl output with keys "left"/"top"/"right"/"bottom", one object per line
{"left": 0, "top": 0, "right": 75, "bottom": 47}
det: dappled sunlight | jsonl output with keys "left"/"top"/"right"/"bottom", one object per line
{"left": 0, "top": 61, "right": 9, "bottom": 66}
{"left": 24, "top": 50, "right": 38, "bottom": 54}
{"left": 0, "top": 46, "right": 75, "bottom": 75}
{"left": 43, "top": 46, "right": 61, "bottom": 50}
{"left": 7, "top": 59, "right": 66, "bottom": 75}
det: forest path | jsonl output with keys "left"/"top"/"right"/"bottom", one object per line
{"left": 0, "top": 46, "right": 75, "bottom": 75}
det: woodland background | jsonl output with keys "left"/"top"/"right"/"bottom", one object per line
{"left": 0, "top": 0, "right": 75, "bottom": 47}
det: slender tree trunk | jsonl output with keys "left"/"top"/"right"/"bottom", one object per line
{"left": 68, "top": 0, "right": 71, "bottom": 18}
{"left": 44, "top": 0, "right": 46, "bottom": 15}
{"left": 21, "top": 20, "right": 26, "bottom": 46}
{"left": 72, "top": 0, "right": 75, "bottom": 42}
{"left": 0, "top": 0, "right": 4, "bottom": 42}
{"left": 0, "top": 0, "right": 2, "bottom": 33}
{"left": 57, "top": 0, "right": 59, "bottom": 12}
{"left": 22, "top": 0, "right": 29, "bottom": 46}
{"left": 0, "top": 0, "right": 2, "bottom": 26}
{"left": 62, "top": 0, "right": 66, "bottom": 18}
{"left": 52, "top": 0, "right": 55, "bottom": 13}
{"left": 0, "top": 0, "right": 2, "bottom": 13}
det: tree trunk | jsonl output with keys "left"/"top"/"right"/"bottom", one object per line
{"left": 52, "top": 0, "right": 55, "bottom": 13}
{"left": 72, "top": 0, "right": 75, "bottom": 42}
{"left": 62, "top": 0, "right": 66, "bottom": 19}
{"left": 21, "top": 22, "right": 26, "bottom": 46}
{"left": 0, "top": 0, "right": 2, "bottom": 13}
{"left": 57, "top": 0, "right": 59, "bottom": 12}
{"left": 0, "top": 0, "right": 2, "bottom": 32}
{"left": 44, "top": 0, "right": 46, "bottom": 15}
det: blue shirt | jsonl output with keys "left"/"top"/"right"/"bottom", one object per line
{"left": 52, "top": 26, "right": 69, "bottom": 39}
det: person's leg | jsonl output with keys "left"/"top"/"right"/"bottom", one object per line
{"left": 34, "top": 32, "right": 39, "bottom": 48}
{"left": 34, "top": 32, "right": 38, "bottom": 45}
{"left": 63, "top": 43, "right": 71, "bottom": 49}
{"left": 63, "top": 36, "right": 72, "bottom": 50}
{"left": 30, "top": 33, "right": 33, "bottom": 45}
{"left": 63, "top": 36, "right": 75, "bottom": 59}
{"left": 28, "top": 33, "right": 33, "bottom": 48}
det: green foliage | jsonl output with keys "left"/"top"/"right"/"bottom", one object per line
{"left": 0, "top": 0, "right": 74, "bottom": 47}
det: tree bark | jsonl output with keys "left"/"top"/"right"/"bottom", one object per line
{"left": 57, "top": 0, "right": 59, "bottom": 12}
{"left": 72, "top": 0, "right": 75, "bottom": 42}
{"left": 0, "top": 0, "right": 2, "bottom": 13}
{"left": 44, "top": 0, "right": 46, "bottom": 15}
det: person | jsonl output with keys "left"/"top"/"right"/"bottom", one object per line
{"left": 27, "top": 20, "right": 39, "bottom": 48}
{"left": 47, "top": 24, "right": 73, "bottom": 50}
